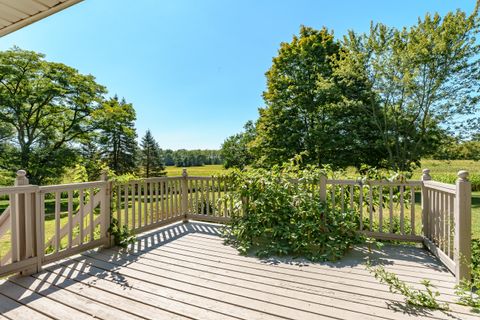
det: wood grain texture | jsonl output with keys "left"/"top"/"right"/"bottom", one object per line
{"left": 0, "top": 221, "right": 477, "bottom": 320}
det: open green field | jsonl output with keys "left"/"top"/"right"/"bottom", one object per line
{"left": 165, "top": 164, "right": 228, "bottom": 176}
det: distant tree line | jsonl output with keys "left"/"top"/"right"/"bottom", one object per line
{"left": 162, "top": 149, "right": 222, "bottom": 167}
{"left": 222, "top": 7, "right": 480, "bottom": 172}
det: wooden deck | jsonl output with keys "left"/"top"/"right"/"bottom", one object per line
{"left": 0, "top": 221, "right": 477, "bottom": 320}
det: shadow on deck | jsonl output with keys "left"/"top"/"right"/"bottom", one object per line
{"left": 0, "top": 221, "right": 477, "bottom": 320}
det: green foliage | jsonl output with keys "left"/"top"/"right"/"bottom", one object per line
{"left": 108, "top": 217, "right": 136, "bottom": 248}
{"left": 162, "top": 149, "right": 222, "bottom": 167}
{"left": 0, "top": 47, "right": 106, "bottom": 184}
{"left": 455, "top": 239, "right": 480, "bottom": 309}
{"left": 337, "top": 8, "right": 480, "bottom": 171}
{"left": 93, "top": 95, "right": 138, "bottom": 176}
{"left": 222, "top": 160, "right": 364, "bottom": 261}
{"left": 433, "top": 136, "right": 480, "bottom": 161}
{"left": 140, "top": 130, "right": 165, "bottom": 177}
{"left": 221, "top": 121, "right": 255, "bottom": 169}
{"left": 252, "top": 26, "right": 383, "bottom": 169}
{"left": 367, "top": 263, "right": 448, "bottom": 310}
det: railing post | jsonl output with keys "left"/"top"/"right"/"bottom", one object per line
{"left": 421, "top": 169, "right": 431, "bottom": 239}
{"left": 319, "top": 175, "right": 327, "bottom": 202}
{"left": 454, "top": 170, "right": 471, "bottom": 283}
{"left": 15, "top": 170, "right": 39, "bottom": 275}
{"left": 100, "top": 171, "right": 112, "bottom": 248}
{"left": 181, "top": 168, "right": 189, "bottom": 223}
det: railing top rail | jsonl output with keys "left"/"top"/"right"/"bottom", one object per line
{"left": 0, "top": 184, "right": 39, "bottom": 195}
{"left": 39, "top": 181, "right": 106, "bottom": 193}
{"left": 326, "top": 179, "right": 422, "bottom": 186}
{"left": 423, "top": 180, "right": 456, "bottom": 194}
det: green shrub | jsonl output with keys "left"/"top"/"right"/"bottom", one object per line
{"left": 455, "top": 239, "right": 480, "bottom": 309}
{"left": 221, "top": 161, "right": 364, "bottom": 261}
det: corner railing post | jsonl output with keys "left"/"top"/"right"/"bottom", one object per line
{"left": 454, "top": 170, "right": 471, "bottom": 283}
{"left": 14, "top": 170, "right": 39, "bottom": 275}
{"left": 181, "top": 168, "right": 189, "bottom": 223}
{"left": 100, "top": 171, "right": 112, "bottom": 248}
{"left": 421, "top": 169, "right": 431, "bottom": 239}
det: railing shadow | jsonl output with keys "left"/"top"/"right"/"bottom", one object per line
{"left": 0, "top": 220, "right": 463, "bottom": 319}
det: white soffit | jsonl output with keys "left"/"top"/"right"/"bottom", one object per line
{"left": 0, "top": 0, "right": 83, "bottom": 37}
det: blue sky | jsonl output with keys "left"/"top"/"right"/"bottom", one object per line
{"left": 0, "top": 0, "right": 476, "bottom": 149}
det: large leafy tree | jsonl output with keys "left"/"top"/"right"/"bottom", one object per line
{"left": 93, "top": 95, "right": 138, "bottom": 175}
{"left": 221, "top": 120, "right": 256, "bottom": 169}
{"left": 336, "top": 7, "right": 480, "bottom": 171}
{"left": 251, "top": 26, "right": 384, "bottom": 169}
{"left": 0, "top": 47, "right": 106, "bottom": 184}
{"left": 140, "top": 130, "right": 165, "bottom": 177}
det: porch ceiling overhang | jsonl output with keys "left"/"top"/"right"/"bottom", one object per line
{"left": 0, "top": 0, "right": 82, "bottom": 37}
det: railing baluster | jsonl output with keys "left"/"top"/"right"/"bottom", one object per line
{"left": 67, "top": 190, "right": 73, "bottom": 248}
{"left": 160, "top": 181, "right": 165, "bottom": 220}
{"left": 169, "top": 180, "right": 174, "bottom": 218}
{"left": 410, "top": 187, "right": 415, "bottom": 235}
{"left": 368, "top": 185, "right": 373, "bottom": 231}
{"left": 400, "top": 185, "right": 404, "bottom": 235}
{"left": 194, "top": 179, "right": 199, "bottom": 215}
{"left": 378, "top": 186, "right": 383, "bottom": 232}
{"left": 217, "top": 178, "right": 222, "bottom": 217}
{"left": 200, "top": 180, "right": 205, "bottom": 214}
{"left": 144, "top": 182, "right": 148, "bottom": 226}
{"left": 116, "top": 185, "right": 121, "bottom": 225}
{"left": 349, "top": 185, "right": 354, "bottom": 211}
{"left": 124, "top": 184, "right": 129, "bottom": 229}
{"left": 389, "top": 187, "right": 393, "bottom": 233}
{"left": 89, "top": 188, "right": 94, "bottom": 242}
{"left": 331, "top": 184, "right": 335, "bottom": 209}
{"left": 340, "top": 185, "right": 345, "bottom": 213}
{"left": 206, "top": 179, "right": 210, "bottom": 215}
{"left": 131, "top": 183, "right": 136, "bottom": 230}
{"left": 359, "top": 184, "right": 363, "bottom": 231}
{"left": 10, "top": 193, "right": 18, "bottom": 262}
{"left": 155, "top": 182, "right": 159, "bottom": 222}
{"left": 137, "top": 182, "right": 142, "bottom": 228}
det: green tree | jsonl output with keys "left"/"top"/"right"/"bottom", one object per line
{"left": 0, "top": 47, "right": 106, "bottom": 184}
{"left": 94, "top": 96, "right": 138, "bottom": 175}
{"left": 336, "top": 7, "right": 480, "bottom": 171}
{"left": 251, "top": 26, "right": 384, "bottom": 169}
{"left": 221, "top": 121, "right": 256, "bottom": 169}
{"left": 140, "top": 130, "right": 165, "bottom": 177}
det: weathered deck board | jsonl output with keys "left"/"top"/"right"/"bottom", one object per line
{"left": 0, "top": 221, "right": 477, "bottom": 320}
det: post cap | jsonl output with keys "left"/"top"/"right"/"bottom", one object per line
{"left": 182, "top": 168, "right": 188, "bottom": 177}
{"left": 457, "top": 170, "right": 469, "bottom": 181}
{"left": 100, "top": 170, "right": 108, "bottom": 181}
{"left": 421, "top": 168, "right": 431, "bottom": 181}
{"left": 15, "top": 169, "right": 29, "bottom": 186}
{"left": 16, "top": 170, "right": 26, "bottom": 177}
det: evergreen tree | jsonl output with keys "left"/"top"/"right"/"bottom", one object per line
{"left": 94, "top": 96, "right": 138, "bottom": 175}
{"left": 140, "top": 130, "right": 165, "bottom": 177}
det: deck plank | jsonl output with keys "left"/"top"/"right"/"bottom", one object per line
{"left": 0, "top": 290, "right": 52, "bottom": 320}
{"left": 10, "top": 276, "right": 144, "bottom": 320}
{"left": 0, "top": 221, "right": 478, "bottom": 320}
{"left": 0, "top": 280, "right": 93, "bottom": 320}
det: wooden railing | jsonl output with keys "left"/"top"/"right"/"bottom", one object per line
{"left": 0, "top": 168, "right": 472, "bottom": 283}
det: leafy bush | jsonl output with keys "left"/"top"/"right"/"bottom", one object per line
{"left": 455, "top": 239, "right": 480, "bottom": 309}
{"left": 221, "top": 161, "right": 364, "bottom": 261}
{"left": 108, "top": 217, "right": 136, "bottom": 248}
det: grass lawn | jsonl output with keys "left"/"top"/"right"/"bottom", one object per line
{"left": 165, "top": 164, "right": 229, "bottom": 176}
